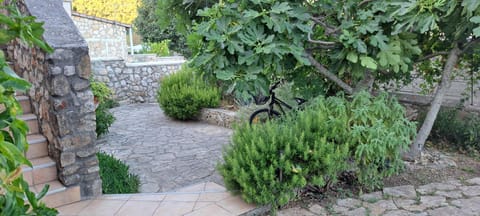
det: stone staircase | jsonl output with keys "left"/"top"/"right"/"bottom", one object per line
{"left": 18, "top": 95, "right": 82, "bottom": 208}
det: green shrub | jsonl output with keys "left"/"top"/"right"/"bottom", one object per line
{"left": 90, "top": 80, "right": 116, "bottom": 136}
{"left": 428, "top": 107, "right": 480, "bottom": 152}
{"left": 97, "top": 152, "right": 140, "bottom": 194}
{"left": 141, "top": 40, "right": 170, "bottom": 57}
{"left": 218, "top": 92, "right": 415, "bottom": 208}
{"left": 95, "top": 103, "right": 116, "bottom": 136}
{"left": 157, "top": 66, "right": 220, "bottom": 120}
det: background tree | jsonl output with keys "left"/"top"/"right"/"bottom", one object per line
{"left": 135, "top": 0, "right": 215, "bottom": 56}
{"left": 73, "top": 0, "right": 140, "bottom": 24}
{"left": 190, "top": 0, "right": 480, "bottom": 159}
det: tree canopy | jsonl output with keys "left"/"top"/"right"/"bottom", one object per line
{"left": 73, "top": 0, "right": 140, "bottom": 24}
{"left": 189, "top": 0, "right": 480, "bottom": 158}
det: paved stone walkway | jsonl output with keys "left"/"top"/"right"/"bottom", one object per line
{"left": 57, "top": 182, "right": 256, "bottom": 216}
{"left": 278, "top": 177, "right": 480, "bottom": 216}
{"left": 97, "top": 103, "right": 232, "bottom": 192}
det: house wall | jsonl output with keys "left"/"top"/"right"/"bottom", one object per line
{"left": 72, "top": 13, "right": 128, "bottom": 59}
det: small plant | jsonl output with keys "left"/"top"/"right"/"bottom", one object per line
{"left": 97, "top": 152, "right": 140, "bottom": 194}
{"left": 90, "top": 79, "right": 116, "bottom": 136}
{"left": 141, "top": 40, "right": 170, "bottom": 57}
{"left": 218, "top": 92, "right": 415, "bottom": 209}
{"left": 157, "top": 65, "right": 220, "bottom": 120}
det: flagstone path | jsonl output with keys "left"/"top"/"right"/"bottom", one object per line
{"left": 96, "top": 103, "right": 232, "bottom": 193}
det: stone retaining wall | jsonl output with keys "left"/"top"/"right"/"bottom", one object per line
{"left": 199, "top": 108, "right": 239, "bottom": 128}
{"left": 92, "top": 58, "right": 185, "bottom": 103}
{"left": 7, "top": 0, "right": 101, "bottom": 198}
{"left": 391, "top": 71, "right": 480, "bottom": 110}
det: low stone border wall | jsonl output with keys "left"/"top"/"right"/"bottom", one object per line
{"left": 92, "top": 58, "right": 185, "bottom": 103}
{"left": 199, "top": 108, "right": 239, "bottom": 128}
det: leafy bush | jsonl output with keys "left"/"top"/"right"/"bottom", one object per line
{"left": 97, "top": 152, "right": 140, "bottom": 194}
{"left": 157, "top": 66, "right": 220, "bottom": 120}
{"left": 428, "top": 107, "right": 480, "bottom": 153}
{"left": 0, "top": 3, "right": 57, "bottom": 215}
{"left": 90, "top": 80, "right": 116, "bottom": 136}
{"left": 218, "top": 92, "right": 415, "bottom": 207}
{"left": 141, "top": 40, "right": 170, "bottom": 57}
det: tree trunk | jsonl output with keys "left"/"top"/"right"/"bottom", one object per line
{"left": 305, "top": 52, "right": 354, "bottom": 94}
{"left": 353, "top": 69, "right": 375, "bottom": 93}
{"left": 405, "top": 45, "right": 462, "bottom": 161}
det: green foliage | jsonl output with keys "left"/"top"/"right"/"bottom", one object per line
{"left": 0, "top": 2, "right": 57, "bottom": 215}
{"left": 134, "top": 0, "right": 190, "bottom": 56}
{"left": 157, "top": 66, "right": 220, "bottom": 120}
{"left": 191, "top": 0, "right": 311, "bottom": 101}
{"left": 97, "top": 152, "right": 140, "bottom": 194}
{"left": 141, "top": 40, "right": 170, "bottom": 57}
{"left": 95, "top": 103, "right": 115, "bottom": 137}
{"left": 219, "top": 92, "right": 415, "bottom": 207}
{"left": 90, "top": 80, "right": 116, "bottom": 136}
{"left": 426, "top": 108, "right": 480, "bottom": 153}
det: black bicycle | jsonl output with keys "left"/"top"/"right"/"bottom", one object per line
{"left": 249, "top": 81, "right": 307, "bottom": 125}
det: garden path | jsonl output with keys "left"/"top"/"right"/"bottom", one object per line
{"left": 97, "top": 103, "right": 232, "bottom": 193}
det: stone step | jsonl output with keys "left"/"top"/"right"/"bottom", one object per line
{"left": 22, "top": 156, "right": 57, "bottom": 186}
{"left": 17, "top": 95, "right": 32, "bottom": 114}
{"left": 18, "top": 113, "right": 39, "bottom": 135}
{"left": 26, "top": 134, "right": 48, "bottom": 160}
{"left": 30, "top": 180, "right": 81, "bottom": 208}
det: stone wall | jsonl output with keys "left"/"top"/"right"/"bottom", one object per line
{"left": 7, "top": 0, "right": 101, "bottom": 198}
{"left": 391, "top": 72, "right": 480, "bottom": 110}
{"left": 71, "top": 12, "right": 128, "bottom": 59}
{"left": 92, "top": 59, "right": 185, "bottom": 103}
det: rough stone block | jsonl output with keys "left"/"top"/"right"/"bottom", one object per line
{"left": 52, "top": 75, "right": 70, "bottom": 96}
{"left": 64, "top": 66, "right": 76, "bottom": 76}
{"left": 60, "top": 152, "right": 76, "bottom": 167}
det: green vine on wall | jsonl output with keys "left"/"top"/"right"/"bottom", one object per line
{"left": 0, "top": 1, "right": 57, "bottom": 215}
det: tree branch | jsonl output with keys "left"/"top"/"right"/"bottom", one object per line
{"left": 416, "top": 51, "right": 449, "bottom": 62}
{"left": 305, "top": 52, "right": 354, "bottom": 94}
{"left": 359, "top": 0, "right": 373, "bottom": 7}
{"left": 461, "top": 38, "right": 480, "bottom": 54}
{"left": 307, "top": 32, "right": 337, "bottom": 49}
{"left": 310, "top": 17, "right": 340, "bottom": 36}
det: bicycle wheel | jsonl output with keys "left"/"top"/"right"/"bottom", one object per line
{"left": 249, "top": 108, "right": 280, "bottom": 125}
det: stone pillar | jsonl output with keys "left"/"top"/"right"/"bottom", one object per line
{"left": 13, "top": 0, "right": 102, "bottom": 198}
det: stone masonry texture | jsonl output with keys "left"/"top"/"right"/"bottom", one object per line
{"left": 92, "top": 59, "right": 183, "bottom": 103}
{"left": 279, "top": 177, "right": 480, "bottom": 215}
{"left": 72, "top": 13, "right": 128, "bottom": 59}
{"left": 6, "top": 0, "right": 101, "bottom": 198}
{"left": 97, "top": 104, "right": 232, "bottom": 192}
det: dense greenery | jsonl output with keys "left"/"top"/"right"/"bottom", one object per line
{"left": 157, "top": 65, "right": 220, "bottom": 120}
{"left": 0, "top": 2, "right": 57, "bottom": 215}
{"left": 219, "top": 92, "right": 415, "bottom": 208}
{"left": 97, "top": 153, "right": 140, "bottom": 194}
{"left": 426, "top": 108, "right": 480, "bottom": 153}
{"left": 73, "top": 0, "right": 140, "bottom": 24}
{"left": 134, "top": 0, "right": 190, "bottom": 56}
{"left": 140, "top": 40, "right": 170, "bottom": 57}
{"left": 91, "top": 80, "right": 116, "bottom": 136}
{"left": 189, "top": 0, "right": 480, "bottom": 158}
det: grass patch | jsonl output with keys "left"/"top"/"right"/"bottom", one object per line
{"left": 97, "top": 152, "right": 140, "bottom": 194}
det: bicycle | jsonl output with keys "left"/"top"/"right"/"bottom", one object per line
{"left": 249, "top": 81, "right": 307, "bottom": 125}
